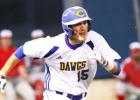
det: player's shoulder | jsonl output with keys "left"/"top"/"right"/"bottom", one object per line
{"left": 88, "top": 30, "right": 103, "bottom": 37}
{"left": 25, "top": 36, "right": 50, "bottom": 44}
{"left": 49, "top": 33, "right": 66, "bottom": 45}
{"left": 87, "top": 30, "right": 107, "bottom": 47}
{"left": 121, "top": 57, "right": 132, "bottom": 66}
{"left": 10, "top": 47, "right": 17, "bottom": 52}
{"left": 123, "top": 57, "right": 132, "bottom": 63}
{"left": 0, "top": 47, "right": 16, "bottom": 52}
{"left": 51, "top": 33, "right": 65, "bottom": 41}
{"left": 87, "top": 30, "right": 105, "bottom": 41}
{"left": 24, "top": 33, "right": 64, "bottom": 46}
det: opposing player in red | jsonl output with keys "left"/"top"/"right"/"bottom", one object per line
{"left": 0, "top": 29, "right": 35, "bottom": 100}
{"left": 25, "top": 29, "right": 45, "bottom": 100}
{"left": 116, "top": 42, "right": 140, "bottom": 100}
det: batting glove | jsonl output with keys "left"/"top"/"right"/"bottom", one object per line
{"left": 92, "top": 48, "right": 102, "bottom": 62}
{"left": 92, "top": 48, "right": 114, "bottom": 71}
{"left": 0, "top": 71, "right": 6, "bottom": 93}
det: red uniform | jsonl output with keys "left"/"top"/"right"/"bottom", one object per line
{"left": 0, "top": 47, "right": 24, "bottom": 78}
{"left": 122, "top": 57, "right": 140, "bottom": 87}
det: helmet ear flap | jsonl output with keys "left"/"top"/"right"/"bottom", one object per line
{"left": 63, "top": 24, "right": 73, "bottom": 36}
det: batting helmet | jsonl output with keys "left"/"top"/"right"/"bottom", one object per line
{"left": 62, "top": 6, "right": 92, "bottom": 36}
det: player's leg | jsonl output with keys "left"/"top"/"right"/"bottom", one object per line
{"left": 34, "top": 79, "right": 44, "bottom": 100}
{"left": 30, "top": 72, "right": 44, "bottom": 82}
{"left": 5, "top": 81, "right": 16, "bottom": 100}
{"left": 129, "top": 94, "right": 138, "bottom": 100}
{"left": 126, "top": 83, "right": 140, "bottom": 100}
{"left": 43, "top": 91, "right": 49, "bottom": 100}
{"left": 115, "top": 81, "right": 127, "bottom": 100}
{"left": 16, "top": 80, "right": 35, "bottom": 100}
{"left": 30, "top": 72, "right": 44, "bottom": 100}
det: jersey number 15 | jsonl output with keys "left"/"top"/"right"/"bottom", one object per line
{"left": 78, "top": 69, "right": 89, "bottom": 82}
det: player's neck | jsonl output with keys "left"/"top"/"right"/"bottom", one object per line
{"left": 68, "top": 37, "right": 83, "bottom": 45}
{"left": 1, "top": 45, "right": 11, "bottom": 51}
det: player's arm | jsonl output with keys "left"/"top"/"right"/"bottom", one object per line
{"left": 1, "top": 37, "right": 51, "bottom": 78}
{"left": 107, "top": 61, "right": 120, "bottom": 75}
{"left": 1, "top": 55, "right": 21, "bottom": 76}
{"left": 18, "top": 65, "right": 30, "bottom": 83}
{"left": 90, "top": 32, "right": 121, "bottom": 75}
{"left": 92, "top": 48, "right": 121, "bottom": 75}
{"left": 0, "top": 37, "right": 51, "bottom": 92}
{"left": 0, "top": 46, "right": 25, "bottom": 93}
{"left": 1, "top": 46, "right": 25, "bottom": 76}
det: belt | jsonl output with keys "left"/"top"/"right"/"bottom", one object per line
{"left": 55, "top": 91, "right": 87, "bottom": 100}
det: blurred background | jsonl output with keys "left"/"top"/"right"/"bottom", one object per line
{"left": 0, "top": 0, "right": 140, "bottom": 100}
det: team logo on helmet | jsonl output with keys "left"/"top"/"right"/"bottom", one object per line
{"left": 76, "top": 10, "right": 86, "bottom": 17}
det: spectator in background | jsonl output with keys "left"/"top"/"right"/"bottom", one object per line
{"left": 0, "top": 29, "right": 35, "bottom": 100}
{"left": 116, "top": 42, "right": 140, "bottom": 100}
{"left": 25, "top": 29, "right": 45, "bottom": 100}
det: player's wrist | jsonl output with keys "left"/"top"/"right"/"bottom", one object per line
{"left": 91, "top": 48, "right": 115, "bottom": 71}
{"left": 98, "top": 56, "right": 114, "bottom": 71}
{"left": 112, "top": 62, "right": 121, "bottom": 75}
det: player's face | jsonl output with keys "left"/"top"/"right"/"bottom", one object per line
{"left": 71, "top": 20, "right": 88, "bottom": 42}
{"left": 0, "top": 38, "right": 12, "bottom": 49}
{"left": 130, "top": 49, "right": 140, "bottom": 62}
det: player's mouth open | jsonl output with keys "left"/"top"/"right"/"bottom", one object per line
{"left": 80, "top": 32, "right": 87, "bottom": 36}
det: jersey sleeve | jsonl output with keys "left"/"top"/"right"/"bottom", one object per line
{"left": 23, "top": 36, "right": 53, "bottom": 58}
{"left": 91, "top": 31, "right": 121, "bottom": 61}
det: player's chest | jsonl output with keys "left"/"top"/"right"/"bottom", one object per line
{"left": 45, "top": 46, "right": 95, "bottom": 71}
{"left": 0, "top": 51, "right": 13, "bottom": 61}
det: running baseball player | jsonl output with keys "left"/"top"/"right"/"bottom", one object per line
{"left": 0, "top": 6, "right": 121, "bottom": 100}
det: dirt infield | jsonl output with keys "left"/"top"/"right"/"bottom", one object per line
{"left": 0, "top": 93, "right": 5, "bottom": 100}
{"left": 86, "top": 79, "right": 117, "bottom": 100}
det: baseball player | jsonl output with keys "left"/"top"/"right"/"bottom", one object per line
{"left": 0, "top": 29, "right": 35, "bottom": 100}
{"left": 116, "top": 42, "right": 140, "bottom": 100}
{"left": 25, "top": 29, "right": 45, "bottom": 100}
{"left": 0, "top": 6, "right": 121, "bottom": 100}
{"left": 25, "top": 29, "right": 45, "bottom": 82}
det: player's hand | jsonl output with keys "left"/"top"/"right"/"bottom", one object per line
{"left": 0, "top": 71, "right": 6, "bottom": 93}
{"left": 91, "top": 48, "right": 108, "bottom": 66}
{"left": 91, "top": 48, "right": 115, "bottom": 72}
{"left": 91, "top": 48, "right": 102, "bottom": 62}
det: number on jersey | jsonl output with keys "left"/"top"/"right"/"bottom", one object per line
{"left": 78, "top": 69, "right": 89, "bottom": 82}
